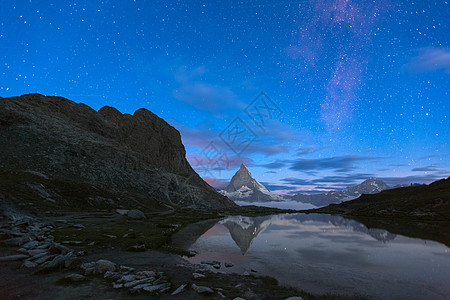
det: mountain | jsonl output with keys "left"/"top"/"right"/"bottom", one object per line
{"left": 290, "top": 178, "right": 389, "bottom": 207}
{"left": 0, "top": 93, "right": 235, "bottom": 209}
{"left": 312, "top": 177, "right": 450, "bottom": 221}
{"left": 220, "top": 164, "right": 280, "bottom": 202}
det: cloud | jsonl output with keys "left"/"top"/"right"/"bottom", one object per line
{"left": 257, "top": 160, "right": 287, "bottom": 169}
{"left": 176, "top": 118, "right": 301, "bottom": 157}
{"left": 281, "top": 172, "right": 375, "bottom": 188}
{"left": 311, "top": 173, "right": 375, "bottom": 184}
{"left": 173, "top": 66, "right": 246, "bottom": 116}
{"left": 259, "top": 182, "right": 299, "bottom": 192}
{"left": 411, "top": 165, "right": 439, "bottom": 172}
{"left": 289, "top": 155, "right": 380, "bottom": 172}
{"left": 281, "top": 177, "right": 315, "bottom": 186}
{"left": 405, "top": 47, "right": 450, "bottom": 73}
{"left": 297, "top": 145, "right": 320, "bottom": 156}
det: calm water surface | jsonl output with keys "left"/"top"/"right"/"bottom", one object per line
{"left": 186, "top": 214, "right": 450, "bottom": 300}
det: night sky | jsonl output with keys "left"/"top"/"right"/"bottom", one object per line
{"left": 1, "top": 0, "right": 449, "bottom": 194}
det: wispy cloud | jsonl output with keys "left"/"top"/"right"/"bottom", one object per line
{"left": 405, "top": 47, "right": 450, "bottom": 73}
{"left": 297, "top": 145, "right": 320, "bottom": 156}
{"left": 289, "top": 155, "right": 380, "bottom": 173}
{"left": 173, "top": 66, "right": 246, "bottom": 116}
{"left": 257, "top": 160, "right": 287, "bottom": 169}
{"left": 411, "top": 165, "right": 440, "bottom": 172}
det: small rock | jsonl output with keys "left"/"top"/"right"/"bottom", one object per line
{"left": 64, "top": 257, "right": 83, "bottom": 269}
{"left": 113, "top": 283, "right": 123, "bottom": 289}
{"left": 124, "top": 278, "right": 155, "bottom": 288}
{"left": 61, "top": 241, "right": 82, "bottom": 245}
{"left": 143, "top": 283, "right": 171, "bottom": 293}
{"left": 118, "top": 274, "right": 136, "bottom": 283}
{"left": 94, "top": 259, "right": 116, "bottom": 274}
{"left": 33, "top": 254, "right": 54, "bottom": 265}
{"left": 84, "top": 267, "right": 95, "bottom": 276}
{"left": 116, "top": 209, "right": 129, "bottom": 216}
{"left": 284, "top": 297, "right": 304, "bottom": 300}
{"left": 64, "top": 274, "right": 86, "bottom": 282}
{"left": 129, "top": 244, "right": 146, "bottom": 252}
{"left": 119, "top": 265, "right": 135, "bottom": 273}
{"left": 23, "top": 240, "right": 40, "bottom": 249}
{"left": 171, "top": 284, "right": 187, "bottom": 295}
{"left": 126, "top": 209, "right": 146, "bottom": 220}
{"left": 72, "top": 224, "right": 84, "bottom": 229}
{"left": 225, "top": 262, "right": 234, "bottom": 268}
{"left": 135, "top": 270, "right": 156, "bottom": 279}
{"left": 3, "top": 237, "right": 30, "bottom": 246}
{"left": 191, "top": 284, "right": 214, "bottom": 294}
{"left": 233, "top": 298, "right": 246, "bottom": 300}
{"left": 17, "top": 248, "right": 28, "bottom": 254}
{"left": 21, "top": 260, "right": 37, "bottom": 268}
{"left": 103, "top": 234, "right": 117, "bottom": 239}
{"left": 35, "top": 252, "right": 72, "bottom": 273}
{"left": 80, "top": 262, "right": 96, "bottom": 270}
{"left": 192, "top": 272, "right": 206, "bottom": 279}
{"left": 218, "top": 291, "right": 227, "bottom": 298}
{"left": 0, "top": 254, "right": 29, "bottom": 262}
{"left": 104, "top": 271, "right": 118, "bottom": 279}
{"left": 28, "top": 249, "right": 48, "bottom": 256}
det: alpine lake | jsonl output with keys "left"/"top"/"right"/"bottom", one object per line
{"left": 179, "top": 213, "right": 450, "bottom": 300}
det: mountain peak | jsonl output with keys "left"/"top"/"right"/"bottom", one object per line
{"left": 221, "top": 165, "right": 280, "bottom": 202}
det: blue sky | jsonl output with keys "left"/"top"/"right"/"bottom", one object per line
{"left": 1, "top": 0, "right": 449, "bottom": 194}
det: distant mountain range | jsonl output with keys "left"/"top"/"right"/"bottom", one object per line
{"left": 220, "top": 164, "right": 281, "bottom": 202}
{"left": 289, "top": 178, "right": 390, "bottom": 207}
{"left": 313, "top": 176, "right": 450, "bottom": 221}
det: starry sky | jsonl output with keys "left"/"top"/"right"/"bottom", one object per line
{"left": 1, "top": 0, "right": 449, "bottom": 194}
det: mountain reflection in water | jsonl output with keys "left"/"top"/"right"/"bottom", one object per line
{"left": 185, "top": 213, "right": 450, "bottom": 300}
{"left": 220, "top": 214, "right": 397, "bottom": 255}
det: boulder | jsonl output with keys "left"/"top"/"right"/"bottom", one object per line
{"left": 94, "top": 259, "right": 116, "bottom": 274}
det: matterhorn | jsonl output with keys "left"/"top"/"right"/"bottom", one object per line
{"left": 220, "top": 164, "right": 281, "bottom": 202}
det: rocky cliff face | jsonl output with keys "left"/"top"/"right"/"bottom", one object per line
{"left": 0, "top": 93, "right": 235, "bottom": 209}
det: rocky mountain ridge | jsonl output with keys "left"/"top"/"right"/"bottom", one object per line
{"left": 0, "top": 93, "right": 235, "bottom": 209}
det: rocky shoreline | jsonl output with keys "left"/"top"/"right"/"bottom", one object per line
{"left": 0, "top": 206, "right": 326, "bottom": 300}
